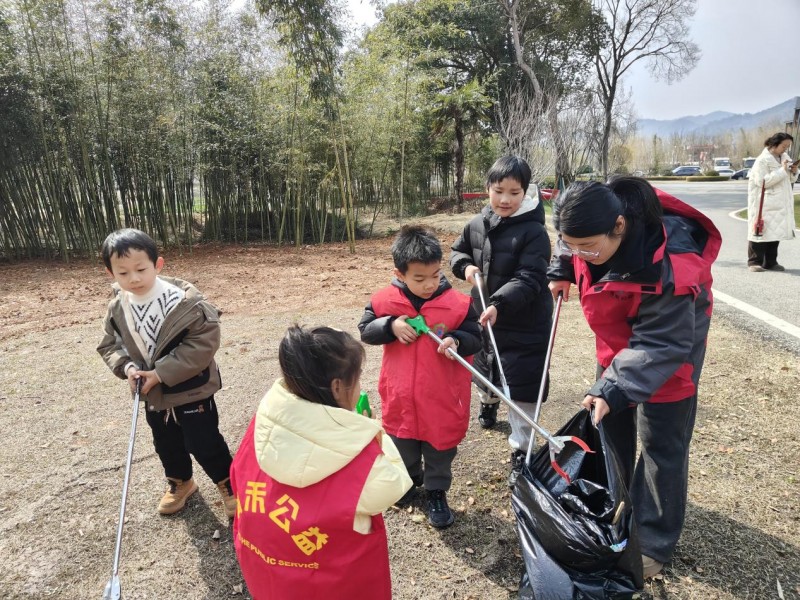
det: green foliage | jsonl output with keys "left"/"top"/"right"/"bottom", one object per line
{"left": 0, "top": 0, "right": 613, "bottom": 260}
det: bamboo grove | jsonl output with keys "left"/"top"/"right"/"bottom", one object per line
{"left": 0, "top": 0, "right": 496, "bottom": 260}
{"left": 1, "top": 0, "right": 704, "bottom": 261}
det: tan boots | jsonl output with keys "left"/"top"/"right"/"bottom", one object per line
{"left": 216, "top": 477, "right": 237, "bottom": 518}
{"left": 158, "top": 478, "right": 198, "bottom": 515}
{"left": 157, "top": 476, "right": 236, "bottom": 518}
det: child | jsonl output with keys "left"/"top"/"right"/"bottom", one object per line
{"left": 358, "top": 225, "right": 481, "bottom": 528}
{"left": 97, "top": 228, "right": 236, "bottom": 518}
{"left": 450, "top": 155, "right": 553, "bottom": 489}
{"left": 547, "top": 177, "right": 720, "bottom": 578}
{"left": 230, "top": 326, "right": 411, "bottom": 600}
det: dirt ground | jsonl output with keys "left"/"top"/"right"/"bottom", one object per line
{"left": 1, "top": 214, "right": 799, "bottom": 600}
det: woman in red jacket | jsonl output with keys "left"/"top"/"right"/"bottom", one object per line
{"left": 547, "top": 177, "right": 721, "bottom": 579}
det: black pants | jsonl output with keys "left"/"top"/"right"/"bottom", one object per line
{"left": 390, "top": 435, "right": 457, "bottom": 491}
{"left": 747, "top": 240, "right": 779, "bottom": 268}
{"left": 600, "top": 395, "right": 697, "bottom": 563}
{"left": 145, "top": 396, "right": 233, "bottom": 484}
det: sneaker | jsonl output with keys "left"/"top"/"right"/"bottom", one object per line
{"left": 748, "top": 265, "right": 765, "bottom": 272}
{"left": 158, "top": 477, "right": 198, "bottom": 515}
{"left": 425, "top": 489, "right": 455, "bottom": 528}
{"left": 642, "top": 555, "right": 664, "bottom": 578}
{"left": 478, "top": 402, "right": 499, "bottom": 428}
{"left": 395, "top": 473, "right": 423, "bottom": 507}
{"left": 508, "top": 451, "right": 525, "bottom": 489}
{"left": 216, "top": 477, "right": 237, "bottom": 518}
{"left": 767, "top": 263, "right": 786, "bottom": 271}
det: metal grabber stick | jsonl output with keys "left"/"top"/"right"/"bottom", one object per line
{"left": 472, "top": 272, "right": 511, "bottom": 400}
{"left": 405, "top": 315, "right": 565, "bottom": 453}
{"left": 525, "top": 292, "right": 564, "bottom": 465}
{"left": 103, "top": 378, "right": 142, "bottom": 600}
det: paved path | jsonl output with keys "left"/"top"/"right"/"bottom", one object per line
{"left": 654, "top": 181, "right": 800, "bottom": 354}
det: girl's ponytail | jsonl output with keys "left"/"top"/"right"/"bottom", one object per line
{"left": 279, "top": 325, "right": 365, "bottom": 407}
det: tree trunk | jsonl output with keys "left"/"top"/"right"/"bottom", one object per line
{"left": 454, "top": 116, "right": 465, "bottom": 211}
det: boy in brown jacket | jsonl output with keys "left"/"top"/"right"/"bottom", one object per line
{"left": 97, "top": 228, "right": 236, "bottom": 518}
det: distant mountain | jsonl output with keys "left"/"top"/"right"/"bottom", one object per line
{"left": 637, "top": 98, "right": 798, "bottom": 137}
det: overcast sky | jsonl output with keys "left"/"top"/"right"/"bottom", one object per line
{"left": 346, "top": 0, "right": 800, "bottom": 121}
{"left": 625, "top": 0, "right": 800, "bottom": 120}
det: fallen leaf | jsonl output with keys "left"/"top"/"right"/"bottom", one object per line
{"left": 465, "top": 547, "right": 474, "bottom": 554}
{"left": 212, "top": 529, "right": 221, "bottom": 539}
{"left": 467, "top": 497, "right": 475, "bottom": 505}
{"left": 232, "top": 583, "right": 243, "bottom": 595}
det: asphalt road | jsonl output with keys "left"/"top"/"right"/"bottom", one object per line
{"left": 654, "top": 180, "right": 800, "bottom": 355}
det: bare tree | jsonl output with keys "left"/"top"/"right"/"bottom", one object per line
{"left": 594, "top": 0, "right": 700, "bottom": 178}
{"left": 499, "top": 0, "right": 601, "bottom": 184}
{"left": 496, "top": 85, "right": 602, "bottom": 187}
{"left": 495, "top": 86, "right": 556, "bottom": 185}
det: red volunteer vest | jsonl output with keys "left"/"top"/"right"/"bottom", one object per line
{"left": 371, "top": 285, "right": 472, "bottom": 450}
{"left": 574, "top": 191, "right": 720, "bottom": 403}
{"left": 231, "top": 418, "right": 391, "bottom": 600}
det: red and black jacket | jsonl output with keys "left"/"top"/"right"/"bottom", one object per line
{"left": 547, "top": 190, "right": 722, "bottom": 413}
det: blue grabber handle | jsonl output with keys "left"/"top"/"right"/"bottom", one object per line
{"left": 405, "top": 315, "right": 564, "bottom": 453}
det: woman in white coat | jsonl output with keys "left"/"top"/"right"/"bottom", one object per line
{"left": 747, "top": 132, "right": 798, "bottom": 272}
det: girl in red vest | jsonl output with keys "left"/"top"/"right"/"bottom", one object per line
{"left": 230, "top": 326, "right": 412, "bottom": 600}
{"left": 547, "top": 177, "right": 721, "bottom": 580}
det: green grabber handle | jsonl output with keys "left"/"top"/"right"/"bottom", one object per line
{"left": 405, "top": 315, "right": 564, "bottom": 452}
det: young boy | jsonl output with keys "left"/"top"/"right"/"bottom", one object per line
{"left": 97, "top": 228, "right": 236, "bottom": 518}
{"left": 358, "top": 225, "right": 481, "bottom": 528}
{"left": 450, "top": 156, "right": 553, "bottom": 488}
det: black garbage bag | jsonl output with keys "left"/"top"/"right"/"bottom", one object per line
{"left": 513, "top": 410, "right": 643, "bottom": 599}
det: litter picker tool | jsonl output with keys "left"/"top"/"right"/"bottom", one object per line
{"left": 102, "top": 378, "right": 142, "bottom": 600}
{"left": 525, "top": 291, "right": 564, "bottom": 466}
{"left": 405, "top": 315, "right": 592, "bottom": 474}
{"left": 754, "top": 181, "right": 765, "bottom": 236}
{"left": 472, "top": 271, "right": 510, "bottom": 400}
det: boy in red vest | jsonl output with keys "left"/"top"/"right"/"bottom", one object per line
{"left": 359, "top": 225, "right": 482, "bottom": 528}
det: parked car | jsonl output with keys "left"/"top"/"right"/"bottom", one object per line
{"left": 716, "top": 168, "right": 736, "bottom": 178}
{"left": 672, "top": 166, "right": 702, "bottom": 176}
{"left": 731, "top": 168, "right": 750, "bottom": 180}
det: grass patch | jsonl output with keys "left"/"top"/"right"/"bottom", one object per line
{"left": 734, "top": 193, "right": 800, "bottom": 221}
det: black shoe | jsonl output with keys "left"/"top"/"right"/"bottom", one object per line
{"left": 478, "top": 402, "right": 499, "bottom": 428}
{"left": 425, "top": 489, "right": 455, "bottom": 528}
{"left": 395, "top": 487, "right": 416, "bottom": 507}
{"left": 508, "top": 451, "right": 526, "bottom": 489}
{"left": 395, "top": 473, "right": 424, "bottom": 507}
{"left": 767, "top": 263, "right": 786, "bottom": 271}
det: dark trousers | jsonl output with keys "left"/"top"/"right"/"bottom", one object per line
{"left": 390, "top": 435, "right": 457, "bottom": 492}
{"left": 600, "top": 396, "right": 698, "bottom": 563}
{"left": 747, "top": 240, "right": 779, "bottom": 268}
{"left": 145, "top": 396, "right": 233, "bottom": 484}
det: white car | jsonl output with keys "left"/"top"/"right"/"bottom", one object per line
{"left": 716, "top": 168, "right": 735, "bottom": 178}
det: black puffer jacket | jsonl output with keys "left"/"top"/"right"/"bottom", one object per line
{"left": 450, "top": 197, "right": 553, "bottom": 401}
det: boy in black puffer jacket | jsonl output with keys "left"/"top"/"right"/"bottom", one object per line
{"left": 450, "top": 156, "right": 553, "bottom": 488}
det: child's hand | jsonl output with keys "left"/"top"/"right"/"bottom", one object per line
{"left": 548, "top": 280, "right": 571, "bottom": 302}
{"left": 479, "top": 305, "right": 497, "bottom": 327}
{"left": 128, "top": 369, "right": 161, "bottom": 394}
{"left": 438, "top": 336, "right": 458, "bottom": 359}
{"left": 391, "top": 315, "right": 418, "bottom": 344}
{"left": 126, "top": 367, "right": 140, "bottom": 392}
{"left": 464, "top": 265, "right": 480, "bottom": 285}
{"left": 374, "top": 430, "right": 383, "bottom": 447}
